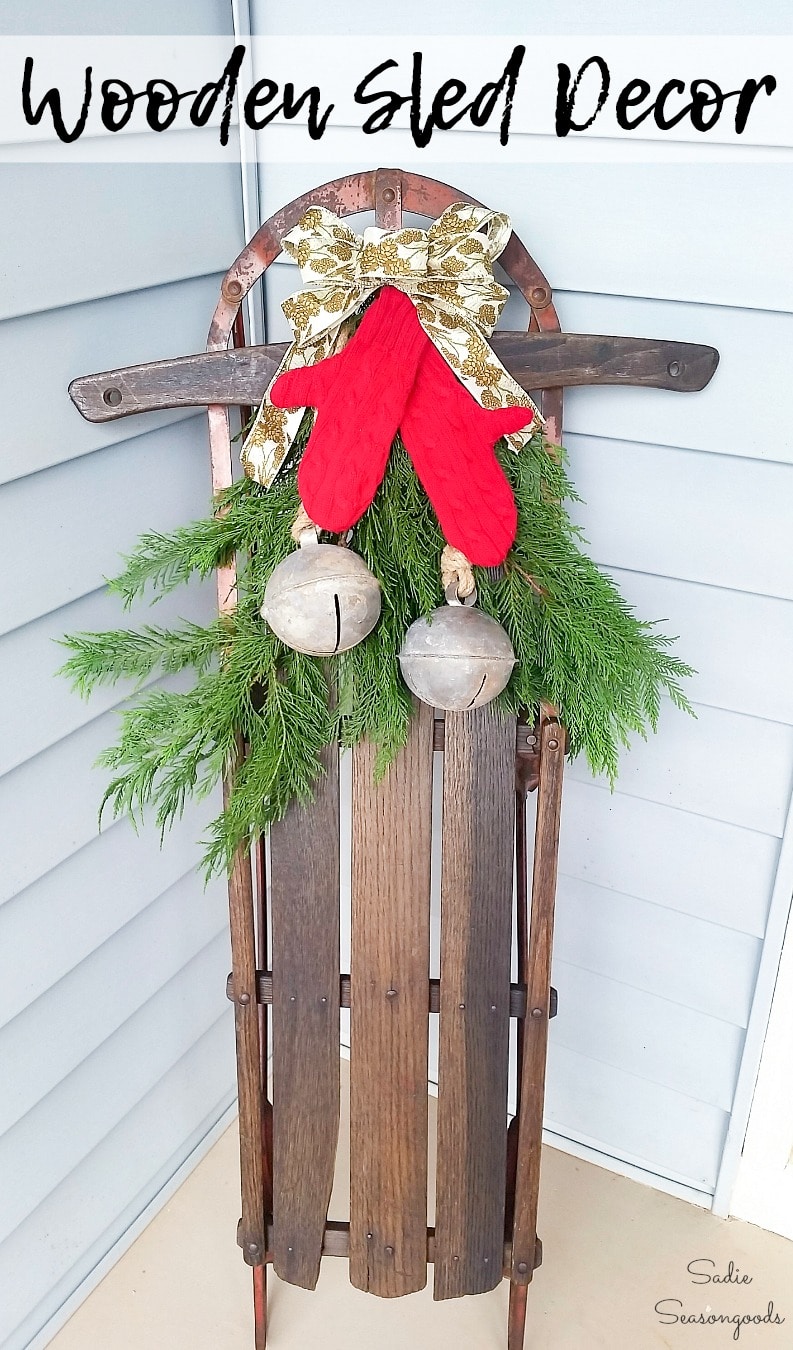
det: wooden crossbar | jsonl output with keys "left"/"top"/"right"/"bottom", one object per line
{"left": 226, "top": 972, "right": 558, "bottom": 1020}
{"left": 236, "top": 1220, "right": 543, "bottom": 1272}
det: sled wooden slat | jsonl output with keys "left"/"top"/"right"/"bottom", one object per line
{"left": 269, "top": 743, "right": 341, "bottom": 1289}
{"left": 349, "top": 699, "right": 434, "bottom": 1297}
{"left": 433, "top": 706, "right": 517, "bottom": 1300}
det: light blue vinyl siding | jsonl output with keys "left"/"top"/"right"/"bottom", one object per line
{"left": 0, "top": 4, "right": 244, "bottom": 1345}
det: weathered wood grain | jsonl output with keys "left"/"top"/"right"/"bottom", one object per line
{"left": 67, "top": 332, "right": 718, "bottom": 422}
{"left": 433, "top": 706, "right": 516, "bottom": 1300}
{"left": 349, "top": 699, "right": 434, "bottom": 1297}
{"left": 510, "top": 720, "right": 566, "bottom": 1294}
{"left": 269, "top": 743, "right": 340, "bottom": 1289}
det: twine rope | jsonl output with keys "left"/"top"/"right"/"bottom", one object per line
{"left": 290, "top": 503, "right": 316, "bottom": 542}
{"left": 441, "top": 544, "right": 476, "bottom": 599}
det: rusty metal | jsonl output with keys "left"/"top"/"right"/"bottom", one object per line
{"left": 252, "top": 1263, "right": 267, "bottom": 1350}
{"left": 227, "top": 970, "right": 557, "bottom": 1022}
{"left": 225, "top": 794, "right": 266, "bottom": 1269}
{"left": 254, "top": 833, "right": 273, "bottom": 1217}
{"left": 374, "top": 166, "right": 403, "bottom": 228}
{"left": 508, "top": 1272, "right": 530, "bottom": 1350}
{"left": 205, "top": 168, "right": 563, "bottom": 356}
{"left": 514, "top": 771, "right": 530, "bottom": 1108}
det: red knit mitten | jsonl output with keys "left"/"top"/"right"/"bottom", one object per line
{"left": 271, "top": 286, "right": 431, "bottom": 532}
{"left": 401, "top": 338, "right": 534, "bottom": 566}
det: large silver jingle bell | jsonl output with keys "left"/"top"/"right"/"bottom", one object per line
{"left": 399, "top": 584, "right": 516, "bottom": 712}
{"left": 262, "top": 529, "right": 381, "bottom": 656}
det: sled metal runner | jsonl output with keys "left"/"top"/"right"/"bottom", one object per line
{"left": 69, "top": 167, "right": 718, "bottom": 1349}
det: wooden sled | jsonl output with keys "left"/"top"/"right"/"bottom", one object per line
{"left": 69, "top": 167, "right": 718, "bottom": 1349}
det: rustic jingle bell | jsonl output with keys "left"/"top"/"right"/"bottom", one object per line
{"left": 398, "top": 585, "right": 516, "bottom": 712}
{"left": 261, "top": 529, "right": 381, "bottom": 656}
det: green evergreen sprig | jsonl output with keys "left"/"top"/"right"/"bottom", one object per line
{"left": 59, "top": 429, "right": 693, "bottom": 876}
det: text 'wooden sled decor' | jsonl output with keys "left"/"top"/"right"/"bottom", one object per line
{"left": 69, "top": 168, "right": 718, "bottom": 1349}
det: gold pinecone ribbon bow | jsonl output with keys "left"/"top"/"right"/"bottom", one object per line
{"left": 241, "top": 202, "right": 542, "bottom": 486}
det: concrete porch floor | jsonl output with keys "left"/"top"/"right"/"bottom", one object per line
{"left": 51, "top": 1063, "right": 793, "bottom": 1350}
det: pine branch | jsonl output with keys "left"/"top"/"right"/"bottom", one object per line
{"left": 62, "top": 422, "right": 695, "bottom": 875}
{"left": 58, "top": 620, "right": 228, "bottom": 696}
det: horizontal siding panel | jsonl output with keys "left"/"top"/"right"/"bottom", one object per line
{"left": 0, "top": 164, "right": 242, "bottom": 322}
{"left": 0, "top": 1019, "right": 234, "bottom": 1350}
{"left": 0, "top": 869, "right": 227, "bottom": 1137}
{"left": 259, "top": 163, "right": 793, "bottom": 312}
{"left": 566, "top": 432, "right": 793, "bottom": 600}
{"left": 566, "top": 699, "right": 793, "bottom": 836}
{"left": 550, "top": 961, "right": 745, "bottom": 1111}
{"left": 545, "top": 1044, "right": 730, "bottom": 1191}
{"left": 0, "top": 0, "right": 230, "bottom": 34}
{"left": 606, "top": 569, "right": 793, "bottom": 727}
{"left": 553, "top": 874, "right": 762, "bottom": 1027}
{"left": 0, "top": 690, "right": 209, "bottom": 908}
{"left": 552, "top": 779, "right": 779, "bottom": 936}
{"left": 0, "top": 275, "right": 225, "bottom": 486}
{"left": 253, "top": 0, "right": 791, "bottom": 36}
{"left": 0, "top": 933, "right": 230, "bottom": 1250}
{"left": 0, "top": 417, "right": 214, "bottom": 637}
{"left": 0, "top": 577, "right": 214, "bottom": 778}
{"left": 0, "top": 801, "right": 220, "bottom": 1030}
{"left": 1, "top": 709, "right": 138, "bottom": 905}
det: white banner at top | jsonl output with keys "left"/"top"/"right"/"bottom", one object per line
{"left": 0, "top": 36, "right": 790, "bottom": 161}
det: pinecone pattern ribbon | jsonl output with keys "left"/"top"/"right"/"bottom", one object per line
{"left": 240, "top": 202, "right": 543, "bottom": 486}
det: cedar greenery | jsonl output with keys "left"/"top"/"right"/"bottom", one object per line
{"left": 60, "top": 427, "right": 693, "bottom": 877}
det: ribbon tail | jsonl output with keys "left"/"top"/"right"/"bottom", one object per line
{"left": 240, "top": 341, "right": 310, "bottom": 487}
{"left": 240, "top": 287, "right": 365, "bottom": 487}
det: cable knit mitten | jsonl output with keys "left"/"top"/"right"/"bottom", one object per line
{"left": 271, "top": 285, "right": 431, "bottom": 532}
{"left": 401, "top": 338, "right": 534, "bottom": 566}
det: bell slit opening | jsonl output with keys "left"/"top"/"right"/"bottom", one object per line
{"left": 332, "top": 592, "right": 342, "bottom": 654}
{"left": 467, "top": 673, "right": 488, "bottom": 709}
